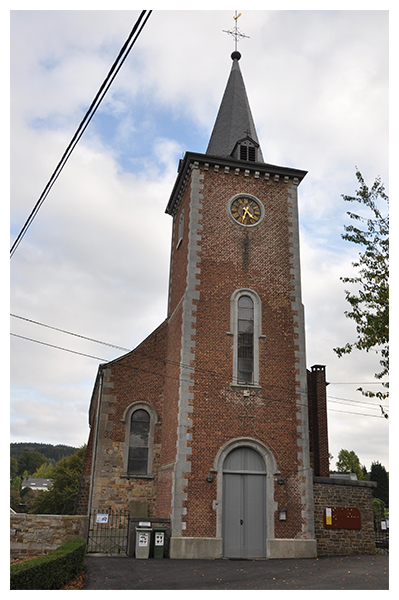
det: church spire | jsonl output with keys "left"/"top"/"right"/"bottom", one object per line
{"left": 206, "top": 51, "right": 264, "bottom": 163}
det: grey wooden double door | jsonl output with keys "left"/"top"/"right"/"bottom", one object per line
{"left": 222, "top": 446, "right": 267, "bottom": 558}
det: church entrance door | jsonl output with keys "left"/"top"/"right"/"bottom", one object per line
{"left": 222, "top": 446, "right": 266, "bottom": 558}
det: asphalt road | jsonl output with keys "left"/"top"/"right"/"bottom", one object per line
{"left": 82, "top": 554, "right": 388, "bottom": 590}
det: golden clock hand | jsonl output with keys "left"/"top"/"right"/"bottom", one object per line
{"left": 242, "top": 206, "right": 254, "bottom": 220}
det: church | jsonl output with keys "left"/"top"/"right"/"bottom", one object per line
{"left": 75, "top": 47, "right": 376, "bottom": 560}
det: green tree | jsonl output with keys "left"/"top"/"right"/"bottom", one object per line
{"left": 10, "top": 488, "right": 22, "bottom": 512}
{"left": 336, "top": 449, "right": 365, "bottom": 480}
{"left": 17, "top": 449, "right": 46, "bottom": 476}
{"left": 334, "top": 170, "right": 389, "bottom": 412}
{"left": 361, "top": 465, "right": 370, "bottom": 480}
{"left": 370, "top": 460, "right": 389, "bottom": 507}
{"left": 19, "top": 485, "right": 38, "bottom": 513}
{"left": 10, "top": 457, "right": 18, "bottom": 479}
{"left": 32, "top": 446, "right": 86, "bottom": 515}
{"left": 31, "top": 461, "right": 55, "bottom": 479}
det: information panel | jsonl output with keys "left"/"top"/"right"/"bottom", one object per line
{"left": 324, "top": 507, "right": 361, "bottom": 529}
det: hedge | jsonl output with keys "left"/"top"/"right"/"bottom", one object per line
{"left": 10, "top": 537, "right": 86, "bottom": 590}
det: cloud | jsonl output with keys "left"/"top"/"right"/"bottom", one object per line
{"left": 10, "top": 9, "right": 389, "bottom": 469}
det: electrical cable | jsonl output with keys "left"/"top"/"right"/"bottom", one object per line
{"left": 328, "top": 382, "right": 386, "bottom": 385}
{"left": 10, "top": 314, "right": 389, "bottom": 400}
{"left": 327, "top": 407, "right": 386, "bottom": 419}
{"left": 10, "top": 313, "right": 130, "bottom": 352}
{"left": 10, "top": 10, "right": 152, "bottom": 258}
{"left": 10, "top": 330, "right": 388, "bottom": 419}
{"left": 327, "top": 395, "right": 389, "bottom": 410}
{"left": 10, "top": 333, "right": 107, "bottom": 362}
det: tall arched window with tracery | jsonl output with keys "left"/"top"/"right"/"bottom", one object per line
{"left": 238, "top": 295, "right": 254, "bottom": 384}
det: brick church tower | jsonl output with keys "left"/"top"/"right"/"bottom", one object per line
{"left": 76, "top": 50, "right": 330, "bottom": 560}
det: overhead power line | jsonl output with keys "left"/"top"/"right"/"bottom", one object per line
{"left": 328, "top": 397, "right": 388, "bottom": 411}
{"left": 10, "top": 9, "right": 152, "bottom": 258}
{"left": 11, "top": 333, "right": 107, "bottom": 362}
{"left": 327, "top": 407, "right": 386, "bottom": 419}
{"left": 11, "top": 313, "right": 389, "bottom": 399}
{"left": 329, "top": 382, "right": 387, "bottom": 385}
{"left": 11, "top": 326, "right": 388, "bottom": 420}
{"left": 328, "top": 393, "right": 388, "bottom": 406}
{"left": 10, "top": 313, "right": 130, "bottom": 352}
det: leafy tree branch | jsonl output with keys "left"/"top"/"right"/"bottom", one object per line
{"left": 334, "top": 170, "right": 389, "bottom": 409}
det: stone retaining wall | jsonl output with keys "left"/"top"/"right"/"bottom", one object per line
{"left": 10, "top": 514, "right": 89, "bottom": 562}
{"left": 314, "top": 477, "right": 376, "bottom": 556}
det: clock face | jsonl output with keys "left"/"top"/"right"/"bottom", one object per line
{"left": 229, "top": 195, "right": 264, "bottom": 227}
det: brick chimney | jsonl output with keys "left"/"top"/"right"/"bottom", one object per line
{"left": 307, "top": 365, "right": 330, "bottom": 477}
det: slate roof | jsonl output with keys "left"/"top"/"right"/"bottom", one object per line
{"left": 206, "top": 51, "right": 264, "bottom": 161}
{"left": 21, "top": 477, "right": 53, "bottom": 490}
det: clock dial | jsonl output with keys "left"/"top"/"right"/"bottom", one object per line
{"left": 229, "top": 195, "right": 263, "bottom": 226}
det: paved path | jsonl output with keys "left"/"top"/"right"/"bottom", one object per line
{"left": 82, "top": 554, "right": 388, "bottom": 590}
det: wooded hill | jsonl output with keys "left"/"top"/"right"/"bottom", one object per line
{"left": 10, "top": 442, "right": 78, "bottom": 463}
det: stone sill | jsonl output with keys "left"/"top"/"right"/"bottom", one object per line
{"left": 120, "top": 473, "right": 155, "bottom": 480}
{"left": 230, "top": 384, "right": 262, "bottom": 391}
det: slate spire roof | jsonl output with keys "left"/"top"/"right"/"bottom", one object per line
{"left": 206, "top": 51, "right": 264, "bottom": 162}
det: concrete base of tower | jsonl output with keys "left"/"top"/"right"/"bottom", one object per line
{"left": 267, "top": 538, "right": 317, "bottom": 559}
{"left": 170, "top": 537, "right": 223, "bottom": 559}
{"left": 169, "top": 536, "right": 317, "bottom": 559}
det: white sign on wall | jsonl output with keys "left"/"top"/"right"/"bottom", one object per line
{"left": 96, "top": 514, "right": 109, "bottom": 524}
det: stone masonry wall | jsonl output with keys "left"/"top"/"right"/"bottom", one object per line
{"left": 10, "top": 514, "right": 88, "bottom": 562}
{"left": 75, "top": 320, "right": 168, "bottom": 516}
{"left": 313, "top": 477, "right": 376, "bottom": 556}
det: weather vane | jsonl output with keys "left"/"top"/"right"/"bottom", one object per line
{"left": 223, "top": 11, "right": 249, "bottom": 52}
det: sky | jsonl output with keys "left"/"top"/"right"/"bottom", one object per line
{"left": 9, "top": 6, "right": 390, "bottom": 473}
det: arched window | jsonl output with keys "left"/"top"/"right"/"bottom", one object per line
{"left": 122, "top": 402, "right": 158, "bottom": 477}
{"left": 238, "top": 296, "right": 254, "bottom": 384}
{"left": 230, "top": 289, "right": 263, "bottom": 387}
{"left": 128, "top": 409, "right": 150, "bottom": 474}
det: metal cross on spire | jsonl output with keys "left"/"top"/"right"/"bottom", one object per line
{"left": 223, "top": 11, "right": 249, "bottom": 52}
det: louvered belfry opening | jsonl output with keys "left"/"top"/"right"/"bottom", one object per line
{"left": 239, "top": 143, "right": 256, "bottom": 162}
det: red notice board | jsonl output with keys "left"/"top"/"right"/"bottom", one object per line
{"left": 324, "top": 507, "right": 361, "bottom": 529}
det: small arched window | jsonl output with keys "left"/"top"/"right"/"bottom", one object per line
{"left": 122, "top": 402, "right": 158, "bottom": 477}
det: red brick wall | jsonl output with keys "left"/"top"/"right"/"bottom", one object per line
{"left": 76, "top": 321, "right": 168, "bottom": 515}
{"left": 102, "top": 322, "right": 167, "bottom": 442}
{"left": 77, "top": 157, "right": 314, "bottom": 545}
{"left": 155, "top": 304, "right": 182, "bottom": 518}
{"left": 172, "top": 164, "right": 307, "bottom": 539}
{"left": 168, "top": 182, "right": 192, "bottom": 317}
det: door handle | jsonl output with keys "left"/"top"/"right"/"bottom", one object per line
{"left": 240, "top": 519, "right": 243, "bottom": 525}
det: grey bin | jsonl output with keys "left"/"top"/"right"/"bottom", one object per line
{"left": 135, "top": 526, "right": 152, "bottom": 559}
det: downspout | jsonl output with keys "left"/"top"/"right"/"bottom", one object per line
{"left": 87, "top": 365, "right": 104, "bottom": 516}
